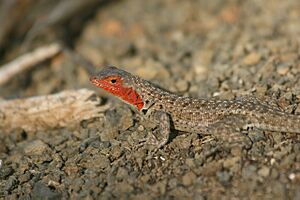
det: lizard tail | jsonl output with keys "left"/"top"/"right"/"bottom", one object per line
{"left": 255, "top": 112, "right": 300, "bottom": 133}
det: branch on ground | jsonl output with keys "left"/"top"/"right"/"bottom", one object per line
{"left": 0, "top": 89, "right": 109, "bottom": 133}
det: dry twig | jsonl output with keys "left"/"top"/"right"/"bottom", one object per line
{"left": 0, "top": 43, "right": 61, "bottom": 86}
{"left": 0, "top": 89, "right": 109, "bottom": 133}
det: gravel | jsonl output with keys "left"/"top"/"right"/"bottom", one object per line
{"left": 1, "top": 0, "right": 300, "bottom": 199}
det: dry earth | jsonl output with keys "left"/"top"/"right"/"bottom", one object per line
{"left": 1, "top": 0, "right": 300, "bottom": 199}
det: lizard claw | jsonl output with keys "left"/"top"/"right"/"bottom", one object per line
{"left": 135, "top": 132, "right": 165, "bottom": 156}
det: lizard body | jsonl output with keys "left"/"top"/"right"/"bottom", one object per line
{"left": 90, "top": 66, "right": 300, "bottom": 148}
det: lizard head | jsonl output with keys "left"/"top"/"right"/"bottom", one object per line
{"left": 90, "top": 66, "right": 144, "bottom": 111}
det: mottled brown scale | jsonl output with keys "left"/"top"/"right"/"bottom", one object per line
{"left": 90, "top": 66, "right": 300, "bottom": 149}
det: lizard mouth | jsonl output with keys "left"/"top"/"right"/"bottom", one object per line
{"left": 90, "top": 77, "right": 120, "bottom": 94}
{"left": 90, "top": 76, "right": 102, "bottom": 88}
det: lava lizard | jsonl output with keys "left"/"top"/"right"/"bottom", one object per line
{"left": 90, "top": 66, "right": 300, "bottom": 149}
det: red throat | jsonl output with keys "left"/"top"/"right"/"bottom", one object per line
{"left": 91, "top": 76, "right": 144, "bottom": 111}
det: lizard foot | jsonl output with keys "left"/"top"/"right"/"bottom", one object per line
{"left": 136, "top": 131, "right": 168, "bottom": 154}
{"left": 135, "top": 111, "right": 171, "bottom": 155}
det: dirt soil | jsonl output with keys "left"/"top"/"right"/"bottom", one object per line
{"left": 1, "top": 0, "right": 300, "bottom": 199}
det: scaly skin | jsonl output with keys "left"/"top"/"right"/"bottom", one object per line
{"left": 90, "top": 66, "right": 300, "bottom": 149}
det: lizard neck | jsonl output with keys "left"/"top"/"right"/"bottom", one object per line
{"left": 131, "top": 77, "right": 178, "bottom": 111}
{"left": 112, "top": 85, "right": 145, "bottom": 111}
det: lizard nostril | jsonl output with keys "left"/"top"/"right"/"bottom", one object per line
{"left": 90, "top": 76, "right": 97, "bottom": 82}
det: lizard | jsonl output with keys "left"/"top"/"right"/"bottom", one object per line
{"left": 90, "top": 66, "right": 300, "bottom": 149}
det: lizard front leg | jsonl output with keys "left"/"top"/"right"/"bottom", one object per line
{"left": 139, "top": 110, "right": 171, "bottom": 150}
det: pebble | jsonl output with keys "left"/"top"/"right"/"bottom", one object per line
{"left": 182, "top": 171, "right": 197, "bottom": 186}
{"left": 19, "top": 173, "right": 31, "bottom": 183}
{"left": 270, "top": 168, "right": 279, "bottom": 179}
{"left": 288, "top": 173, "right": 295, "bottom": 180}
{"left": 242, "top": 52, "right": 261, "bottom": 66}
{"left": 185, "top": 158, "right": 195, "bottom": 168}
{"left": 23, "top": 140, "right": 49, "bottom": 155}
{"left": 100, "top": 128, "right": 119, "bottom": 142}
{"left": 114, "top": 181, "right": 134, "bottom": 194}
{"left": 64, "top": 165, "right": 79, "bottom": 176}
{"left": 0, "top": 166, "right": 14, "bottom": 179}
{"left": 175, "top": 79, "right": 189, "bottom": 92}
{"left": 116, "top": 167, "right": 128, "bottom": 180}
{"left": 168, "top": 178, "right": 179, "bottom": 189}
{"left": 80, "top": 154, "right": 110, "bottom": 169}
{"left": 277, "top": 65, "right": 290, "bottom": 75}
{"left": 216, "top": 171, "right": 231, "bottom": 185}
{"left": 32, "top": 182, "right": 61, "bottom": 200}
{"left": 242, "top": 165, "right": 257, "bottom": 179}
{"left": 223, "top": 157, "right": 240, "bottom": 169}
{"left": 136, "top": 59, "right": 169, "bottom": 80}
{"left": 148, "top": 180, "right": 167, "bottom": 195}
{"left": 257, "top": 166, "right": 270, "bottom": 177}
{"left": 137, "top": 125, "right": 145, "bottom": 131}
{"left": 201, "top": 161, "right": 223, "bottom": 176}
{"left": 5, "top": 176, "right": 18, "bottom": 191}
{"left": 110, "top": 145, "right": 123, "bottom": 160}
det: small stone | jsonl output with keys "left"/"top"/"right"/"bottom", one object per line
{"left": 270, "top": 168, "right": 279, "bottom": 179}
{"left": 182, "top": 171, "right": 197, "bottom": 186}
{"left": 175, "top": 80, "right": 189, "bottom": 92}
{"left": 19, "top": 173, "right": 31, "bottom": 183}
{"left": 110, "top": 145, "right": 123, "bottom": 160}
{"left": 168, "top": 178, "right": 178, "bottom": 189}
{"left": 0, "top": 166, "right": 14, "bottom": 179}
{"left": 100, "top": 128, "right": 119, "bottom": 142}
{"left": 80, "top": 154, "right": 110, "bottom": 169}
{"left": 137, "top": 125, "right": 145, "bottom": 131}
{"left": 5, "top": 176, "right": 17, "bottom": 191}
{"left": 24, "top": 140, "right": 49, "bottom": 155}
{"left": 223, "top": 157, "right": 240, "bottom": 168}
{"left": 149, "top": 180, "right": 167, "bottom": 194}
{"left": 258, "top": 166, "right": 270, "bottom": 177}
{"left": 269, "top": 158, "right": 275, "bottom": 165}
{"left": 288, "top": 173, "right": 296, "bottom": 180}
{"left": 242, "top": 165, "right": 257, "bottom": 179}
{"left": 230, "top": 146, "right": 242, "bottom": 156}
{"left": 201, "top": 161, "right": 223, "bottom": 176}
{"left": 185, "top": 158, "right": 195, "bottom": 168}
{"left": 99, "top": 18, "right": 123, "bottom": 36}
{"left": 271, "top": 182, "right": 286, "bottom": 199}
{"left": 242, "top": 52, "right": 261, "bottom": 66}
{"left": 64, "top": 165, "right": 79, "bottom": 176}
{"left": 136, "top": 59, "right": 169, "bottom": 80}
{"left": 277, "top": 65, "right": 290, "bottom": 75}
{"left": 114, "top": 181, "right": 134, "bottom": 193}
{"left": 255, "top": 85, "right": 268, "bottom": 96}
{"left": 140, "top": 174, "right": 150, "bottom": 183}
{"left": 119, "top": 110, "right": 134, "bottom": 131}
{"left": 116, "top": 167, "right": 128, "bottom": 180}
{"left": 216, "top": 171, "right": 231, "bottom": 185}
{"left": 32, "top": 182, "right": 61, "bottom": 200}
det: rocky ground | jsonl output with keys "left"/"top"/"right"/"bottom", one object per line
{"left": 1, "top": 0, "right": 300, "bottom": 199}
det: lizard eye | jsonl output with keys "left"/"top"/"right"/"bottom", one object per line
{"left": 110, "top": 79, "right": 117, "bottom": 84}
